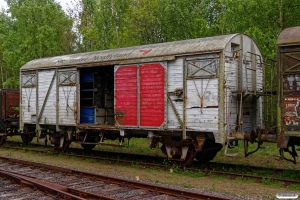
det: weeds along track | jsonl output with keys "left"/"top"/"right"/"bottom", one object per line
{"left": 1, "top": 145, "right": 300, "bottom": 189}
{"left": 0, "top": 155, "right": 229, "bottom": 200}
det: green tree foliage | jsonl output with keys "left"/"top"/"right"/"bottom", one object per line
{"left": 93, "top": 0, "right": 130, "bottom": 49}
{"left": 0, "top": 0, "right": 75, "bottom": 88}
{"left": 1, "top": 0, "right": 300, "bottom": 88}
{"left": 217, "top": 0, "right": 300, "bottom": 58}
{"left": 120, "top": 0, "right": 161, "bottom": 46}
{"left": 0, "top": 11, "right": 13, "bottom": 87}
{"left": 74, "top": 0, "right": 213, "bottom": 48}
{"left": 159, "top": 0, "right": 212, "bottom": 42}
{"left": 72, "top": 0, "right": 130, "bottom": 51}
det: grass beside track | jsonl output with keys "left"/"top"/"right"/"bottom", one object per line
{"left": 6, "top": 136, "right": 300, "bottom": 170}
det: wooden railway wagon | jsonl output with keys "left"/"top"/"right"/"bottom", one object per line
{"left": 276, "top": 26, "right": 300, "bottom": 163}
{"left": 0, "top": 89, "right": 34, "bottom": 145}
{"left": 20, "top": 33, "right": 265, "bottom": 167}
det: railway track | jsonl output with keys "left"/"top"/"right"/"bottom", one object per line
{"left": 0, "top": 155, "right": 229, "bottom": 200}
{"left": 2, "top": 145, "right": 300, "bottom": 188}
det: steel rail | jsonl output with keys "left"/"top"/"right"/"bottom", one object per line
{"left": 0, "top": 155, "right": 229, "bottom": 200}
{"left": 2, "top": 146, "right": 300, "bottom": 186}
{"left": 0, "top": 169, "right": 86, "bottom": 200}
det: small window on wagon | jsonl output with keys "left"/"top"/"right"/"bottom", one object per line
{"left": 21, "top": 74, "right": 36, "bottom": 87}
{"left": 58, "top": 71, "right": 76, "bottom": 86}
{"left": 187, "top": 58, "right": 219, "bottom": 78}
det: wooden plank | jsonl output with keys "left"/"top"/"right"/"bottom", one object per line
{"left": 167, "top": 58, "right": 183, "bottom": 92}
{"left": 167, "top": 58, "right": 184, "bottom": 129}
{"left": 57, "top": 86, "right": 77, "bottom": 125}
{"left": 37, "top": 70, "right": 56, "bottom": 124}
{"left": 21, "top": 88, "right": 37, "bottom": 124}
{"left": 115, "top": 65, "right": 138, "bottom": 126}
{"left": 186, "top": 78, "right": 218, "bottom": 108}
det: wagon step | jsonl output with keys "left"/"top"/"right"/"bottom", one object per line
{"left": 224, "top": 136, "right": 238, "bottom": 157}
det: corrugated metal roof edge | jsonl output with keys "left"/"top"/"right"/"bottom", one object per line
{"left": 20, "top": 34, "right": 239, "bottom": 71}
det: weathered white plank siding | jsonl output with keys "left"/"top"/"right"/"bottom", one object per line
{"left": 241, "top": 61, "right": 263, "bottom": 130}
{"left": 35, "top": 70, "right": 77, "bottom": 126}
{"left": 186, "top": 108, "right": 218, "bottom": 130}
{"left": 58, "top": 86, "right": 77, "bottom": 125}
{"left": 242, "top": 61, "right": 253, "bottom": 91}
{"left": 224, "top": 56, "right": 238, "bottom": 131}
{"left": 167, "top": 58, "right": 184, "bottom": 129}
{"left": 186, "top": 79, "right": 218, "bottom": 108}
{"left": 241, "top": 61, "right": 263, "bottom": 92}
{"left": 38, "top": 70, "right": 57, "bottom": 125}
{"left": 167, "top": 97, "right": 183, "bottom": 128}
{"left": 224, "top": 56, "right": 238, "bottom": 91}
{"left": 256, "top": 63, "right": 263, "bottom": 91}
{"left": 186, "top": 78, "right": 219, "bottom": 130}
{"left": 241, "top": 100, "right": 254, "bottom": 132}
{"left": 21, "top": 87, "right": 36, "bottom": 123}
{"left": 224, "top": 55, "right": 264, "bottom": 133}
{"left": 167, "top": 58, "right": 183, "bottom": 92}
{"left": 256, "top": 97, "right": 263, "bottom": 128}
{"left": 225, "top": 95, "right": 238, "bottom": 131}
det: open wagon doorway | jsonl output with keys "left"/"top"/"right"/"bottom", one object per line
{"left": 79, "top": 66, "right": 115, "bottom": 126}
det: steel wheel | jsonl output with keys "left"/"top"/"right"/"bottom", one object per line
{"left": 81, "top": 144, "right": 96, "bottom": 151}
{"left": 195, "top": 151, "right": 218, "bottom": 164}
{"left": 21, "top": 134, "right": 34, "bottom": 145}
{"left": 0, "top": 134, "right": 6, "bottom": 145}
{"left": 53, "top": 136, "right": 71, "bottom": 152}
{"left": 195, "top": 143, "right": 223, "bottom": 164}
{"left": 170, "top": 145, "right": 196, "bottom": 168}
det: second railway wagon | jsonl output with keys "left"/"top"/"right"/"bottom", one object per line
{"left": 20, "top": 34, "right": 264, "bottom": 167}
{"left": 0, "top": 89, "right": 26, "bottom": 145}
{"left": 276, "top": 26, "right": 300, "bottom": 163}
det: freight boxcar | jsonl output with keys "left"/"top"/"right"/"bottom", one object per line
{"left": 20, "top": 34, "right": 265, "bottom": 166}
{"left": 276, "top": 26, "right": 300, "bottom": 163}
{"left": 0, "top": 89, "right": 35, "bottom": 145}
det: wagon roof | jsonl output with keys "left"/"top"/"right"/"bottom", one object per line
{"left": 21, "top": 34, "right": 238, "bottom": 71}
{"left": 277, "top": 26, "right": 300, "bottom": 46}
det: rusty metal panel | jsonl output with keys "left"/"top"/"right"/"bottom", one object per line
{"left": 282, "top": 52, "right": 300, "bottom": 72}
{"left": 115, "top": 65, "right": 138, "bottom": 126}
{"left": 277, "top": 27, "right": 300, "bottom": 138}
{"left": 20, "top": 34, "right": 237, "bottom": 71}
{"left": 282, "top": 74, "right": 300, "bottom": 131}
{"left": 277, "top": 26, "right": 300, "bottom": 46}
{"left": 1, "top": 90, "right": 19, "bottom": 119}
{"left": 140, "top": 63, "right": 165, "bottom": 127}
{"left": 1, "top": 91, "right": 4, "bottom": 120}
{"left": 281, "top": 52, "right": 300, "bottom": 131}
{"left": 6, "top": 91, "right": 19, "bottom": 118}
